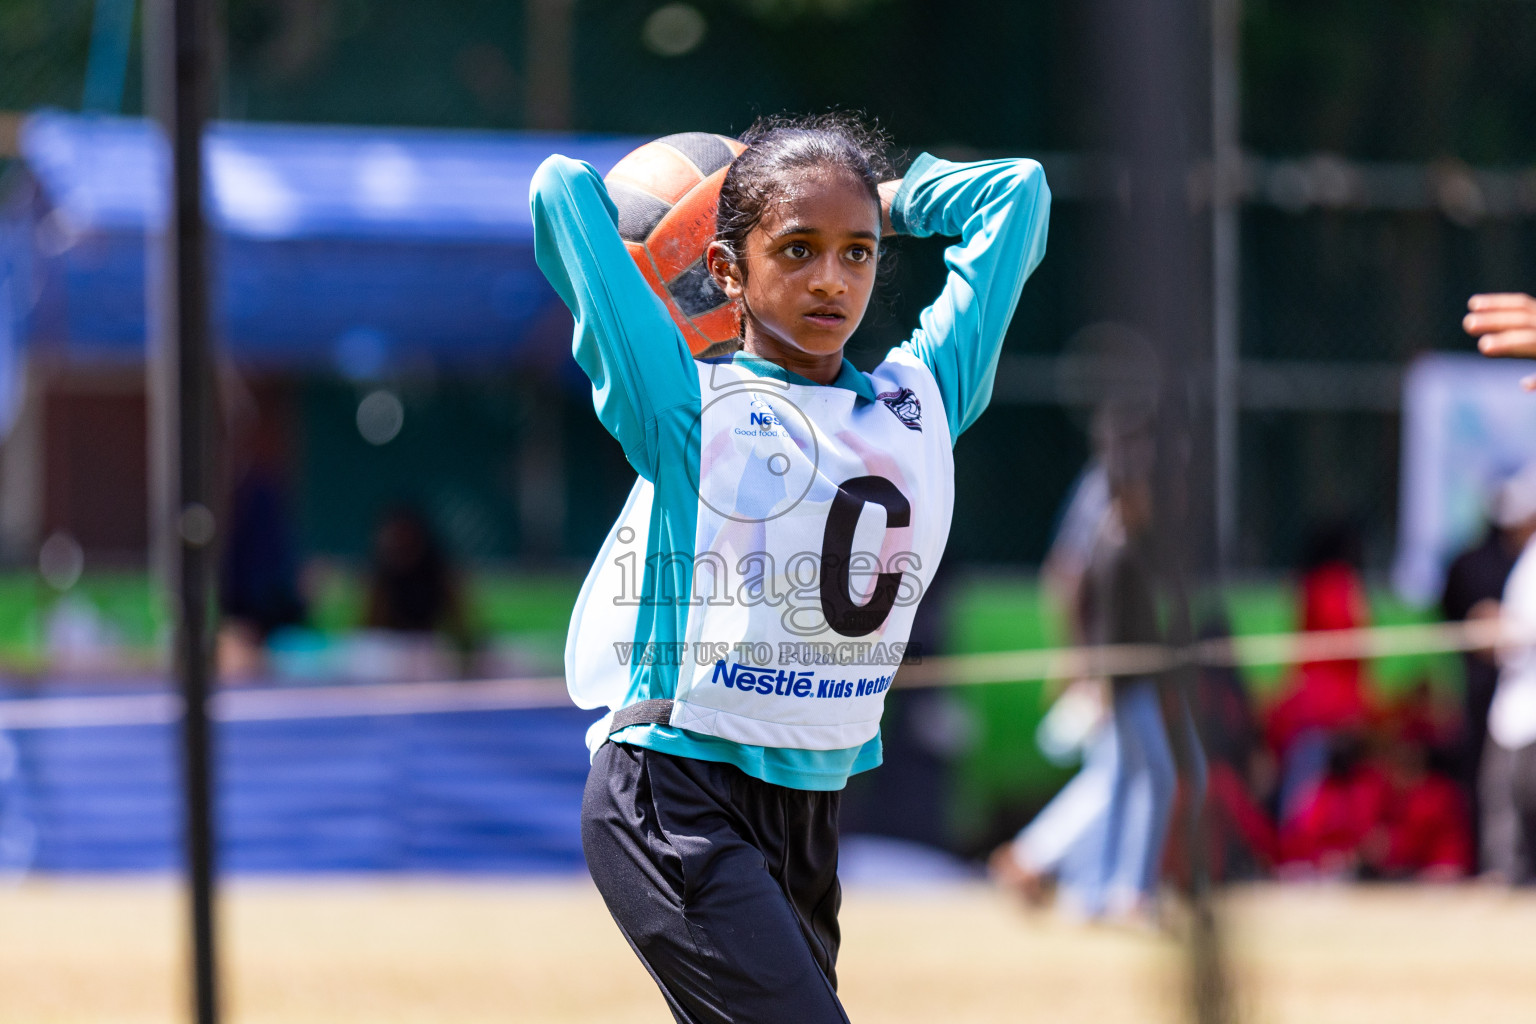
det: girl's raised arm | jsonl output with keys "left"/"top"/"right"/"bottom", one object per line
{"left": 530, "top": 155, "right": 700, "bottom": 480}
{"left": 893, "top": 154, "right": 1051, "bottom": 441}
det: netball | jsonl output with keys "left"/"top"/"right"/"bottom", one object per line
{"left": 603, "top": 132, "right": 747, "bottom": 353}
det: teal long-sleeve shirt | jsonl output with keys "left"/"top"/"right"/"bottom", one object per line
{"left": 531, "top": 150, "right": 1050, "bottom": 790}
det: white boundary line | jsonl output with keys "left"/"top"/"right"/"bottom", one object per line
{"left": 899, "top": 616, "right": 1522, "bottom": 687}
{"left": 0, "top": 619, "right": 1526, "bottom": 731}
{"left": 0, "top": 677, "right": 569, "bottom": 731}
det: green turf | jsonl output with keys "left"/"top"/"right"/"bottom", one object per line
{"left": 0, "top": 573, "right": 165, "bottom": 672}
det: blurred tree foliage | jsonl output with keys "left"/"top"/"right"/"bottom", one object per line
{"left": 0, "top": 0, "right": 97, "bottom": 113}
{"left": 6, "top": 0, "right": 1536, "bottom": 162}
{"left": 213, "top": 0, "right": 1069, "bottom": 147}
{"left": 1244, "top": 0, "right": 1536, "bottom": 162}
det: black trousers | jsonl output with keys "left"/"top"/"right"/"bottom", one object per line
{"left": 582, "top": 742, "right": 850, "bottom": 1024}
{"left": 1481, "top": 738, "right": 1536, "bottom": 882}
{"left": 1460, "top": 656, "right": 1500, "bottom": 872}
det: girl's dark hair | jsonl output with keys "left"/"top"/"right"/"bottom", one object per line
{"left": 714, "top": 111, "right": 894, "bottom": 265}
{"left": 697, "top": 112, "right": 894, "bottom": 358}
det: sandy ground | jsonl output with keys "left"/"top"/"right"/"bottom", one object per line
{"left": 2, "top": 878, "right": 1534, "bottom": 1024}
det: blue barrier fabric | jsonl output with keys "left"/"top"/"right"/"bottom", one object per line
{"left": 6, "top": 112, "right": 643, "bottom": 368}
{"left": 4, "top": 707, "right": 592, "bottom": 873}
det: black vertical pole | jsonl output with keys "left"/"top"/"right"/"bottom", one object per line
{"left": 146, "top": 0, "right": 220, "bottom": 1021}
{"left": 1086, "top": 0, "right": 1231, "bottom": 1021}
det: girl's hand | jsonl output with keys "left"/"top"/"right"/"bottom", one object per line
{"left": 1465, "top": 293, "right": 1536, "bottom": 389}
{"left": 878, "top": 179, "right": 903, "bottom": 237}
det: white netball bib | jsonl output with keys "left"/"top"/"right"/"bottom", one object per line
{"left": 566, "top": 349, "right": 954, "bottom": 751}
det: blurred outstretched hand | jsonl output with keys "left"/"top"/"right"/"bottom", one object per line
{"left": 1465, "top": 293, "right": 1536, "bottom": 389}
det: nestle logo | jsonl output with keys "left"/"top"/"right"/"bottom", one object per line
{"left": 744, "top": 396, "right": 785, "bottom": 431}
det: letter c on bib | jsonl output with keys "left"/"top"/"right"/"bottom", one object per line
{"left": 819, "top": 475, "right": 911, "bottom": 637}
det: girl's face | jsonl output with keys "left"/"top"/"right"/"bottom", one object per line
{"left": 708, "top": 167, "right": 880, "bottom": 380}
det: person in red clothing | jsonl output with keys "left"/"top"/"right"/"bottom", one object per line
{"left": 1389, "top": 680, "right": 1452, "bottom": 752}
{"left": 1375, "top": 684, "right": 1472, "bottom": 879}
{"left": 1268, "top": 523, "right": 1379, "bottom": 824}
{"left": 1267, "top": 541, "right": 1375, "bottom": 759}
{"left": 1279, "top": 734, "right": 1392, "bottom": 877}
{"left": 1378, "top": 743, "right": 1473, "bottom": 880}
{"left": 1164, "top": 619, "right": 1277, "bottom": 883}
{"left": 1281, "top": 729, "right": 1473, "bottom": 880}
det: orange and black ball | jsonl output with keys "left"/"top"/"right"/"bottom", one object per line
{"left": 604, "top": 132, "right": 747, "bottom": 353}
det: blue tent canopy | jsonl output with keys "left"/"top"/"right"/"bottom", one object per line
{"left": 0, "top": 111, "right": 642, "bottom": 376}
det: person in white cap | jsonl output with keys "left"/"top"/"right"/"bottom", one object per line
{"left": 1481, "top": 462, "right": 1536, "bottom": 881}
{"left": 1443, "top": 467, "right": 1536, "bottom": 868}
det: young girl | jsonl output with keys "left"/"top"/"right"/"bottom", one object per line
{"left": 531, "top": 112, "right": 1049, "bottom": 1023}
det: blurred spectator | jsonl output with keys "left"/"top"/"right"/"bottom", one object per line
{"left": 1394, "top": 677, "right": 1458, "bottom": 745}
{"left": 1377, "top": 739, "right": 1471, "bottom": 881}
{"left": 991, "top": 459, "right": 1121, "bottom": 911}
{"left": 1280, "top": 729, "right": 1471, "bottom": 882}
{"left": 364, "top": 506, "right": 472, "bottom": 654}
{"left": 220, "top": 467, "right": 307, "bottom": 636}
{"left": 1278, "top": 733, "right": 1389, "bottom": 877}
{"left": 1177, "top": 619, "right": 1276, "bottom": 881}
{"left": 1267, "top": 521, "right": 1376, "bottom": 821}
{"left": 1040, "top": 462, "right": 1110, "bottom": 642}
{"left": 989, "top": 679, "right": 1122, "bottom": 912}
{"left": 993, "top": 429, "right": 1214, "bottom": 919}
{"left": 1076, "top": 406, "right": 1204, "bottom": 922}
{"left": 1442, "top": 466, "right": 1536, "bottom": 869}
{"left": 1482, "top": 520, "right": 1536, "bottom": 883}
